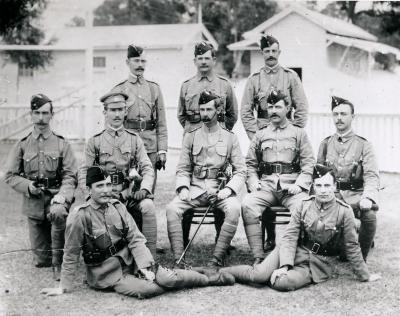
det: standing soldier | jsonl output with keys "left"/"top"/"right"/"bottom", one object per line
{"left": 111, "top": 44, "right": 168, "bottom": 192}
{"left": 79, "top": 92, "right": 157, "bottom": 258}
{"left": 4, "top": 94, "right": 77, "bottom": 280}
{"left": 177, "top": 41, "right": 238, "bottom": 133}
{"left": 167, "top": 90, "right": 246, "bottom": 268}
{"left": 241, "top": 35, "right": 308, "bottom": 140}
{"left": 242, "top": 89, "right": 314, "bottom": 264}
{"left": 317, "top": 96, "right": 379, "bottom": 261}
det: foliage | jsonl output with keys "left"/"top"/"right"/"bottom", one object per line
{"left": 0, "top": 0, "right": 52, "bottom": 70}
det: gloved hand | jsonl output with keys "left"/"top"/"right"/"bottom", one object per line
{"left": 28, "top": 181, "right": 42, "bottom": 196}
{"left": 48, "top": 203, "right": 68, "bottom": 222}
{"left": 156, "top": 153, "right": 167, "bottom": 170}
{"left": 133, "top": 189, "right": 149, "bottom": 201}
{"left": 51, "top": 194, "right": 66, "bottom": 205}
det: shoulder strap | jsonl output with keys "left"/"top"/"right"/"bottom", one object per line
{"left": 112, "top": 201, "right": 128, "bottom": 237}
{"left": 93, "top": 135, "right": 101, "bottom": 166}
{"left": 83, "top": 208, "right": 93, "bottom": 239}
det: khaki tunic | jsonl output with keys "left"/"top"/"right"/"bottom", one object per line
{"left": 279, "top": 196, "right": 370, "bottom": 283}
{"left": 78, "top": 127, "right": 154, "bottom": 193}
{"left": 241, "top": 65, "right": 309, "bottom": 140}
{"left": 4, "top": 128, "right": 77, "bottom": 220}
{"left": 111, "top": 74, "right": 168, "bottom": 154}
{"left": 177, "top": 73, "right": 238, "bottom": 132}
{"left": 317, "top": 131, "right": 379, "bottom": 206}
{"left": 61, "top": 199, "right": 154, "bottom": 291}
{"left": 246, "top": 121, "right": 315, "bottom": 192}
{"left": 175, "top": 124, "right": 246, "bottom": 199}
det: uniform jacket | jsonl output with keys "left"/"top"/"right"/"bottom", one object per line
{"left": 177, "top": 73, "right": 238, "bottom": 132}
{"left": 61, "top": 199, "right": 154, "bottom": 291}
{"left": 279, "top": 196, "right": 370, "bottom": 283}
{"left": 246, "top": 121, "right": 315, "bottom": 192}
{"left": 241, "top": 65, "right": 308, "bottom": 139}
{"left": 4, "top": 128, "right": 77, "bottom": 220}
{"left": 175, "top": 124, "right": 246, "bottom": 199}
{"left": 111, "top": 74, "right": 168, "bottom": 154}
{"left": 79, "top": 126, "right": 154, "bottom": 193}
{"left": 317, "top": 131, "right": 379, "bottom": 205}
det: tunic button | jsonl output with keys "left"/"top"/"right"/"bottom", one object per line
{"left": 40, "top": 162, "right": 43, "bottom": 164}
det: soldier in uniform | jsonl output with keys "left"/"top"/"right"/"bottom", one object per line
{"left": 78, "top": 92, "right": 158, "bottom": 258}
{"left": 214, "top": 165, "right": 381, "bottom": 291}
{"left": 241, "top": 35, "right": 309, "bottom": 140}
{"left": 242, "top": 89, "right": 314, "bottom": 264}
{"left": 317, "top": 96, "right": 380, "bottom": 261}
{"left": 4, "top": 94, "right": 77, "bottom": 280}
{"left": 167, "top": 90, "right": 246, "bottom": 268}
{"left": 40, "top": 166, "right": 235, "bottom": 298}
{"left": 111, "top": 45, "right": 168, "bottom": 192}
{"left": 177, "top": 41, "right": 238, "bottom": 133}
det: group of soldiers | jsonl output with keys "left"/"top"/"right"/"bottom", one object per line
{"left": 4, "top": 34, "right": 381, "bottom": 300}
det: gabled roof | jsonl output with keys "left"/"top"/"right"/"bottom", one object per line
{"left": 47, "top": 23, "right": 218, "bottom": 50}
{"left": 242, "top": 5, "right": 377, "bottom": 41}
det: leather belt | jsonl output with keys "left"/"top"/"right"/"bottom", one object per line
{"left": 193, "top": 167, "right": 220, "bottom": 179}
{"left": 259, "top": 162, "right": 300, "bottom": 175}
{"left": 83, "top": 238, "right": 127, "bottom": 265}
{"left": 336, "top": 181, "right": 363, "bottom": 191}
{"left": 125, "top": 119, "right": 156, "bottom": 131}
{"left": 186, "top": 112, "right": 201, "bottom": 123}
{"left": 301, "top": 239, "right": 337, "bottom": 257}
{"left": 28, "top": 176, "right": 61, "bottom": 189}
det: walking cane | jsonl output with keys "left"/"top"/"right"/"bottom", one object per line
{"left": 176, "top": 178, "right": 226, "bottom": 265}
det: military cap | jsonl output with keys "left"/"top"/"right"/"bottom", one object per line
{"left": 267, "top": 89, "right": 287, "bottom": 105}
{"left": 331, "top": 96, "right": 353, "bottom": 110}
{"left": 313, "top": 164, "right": 334, "bottom": 180}
{"left": 100, "top": 92, "right": 128, "bottom": 105}
{"left": 127, "top": 44, "right": 144, "bottom": 58}
{"left": 86, "top": 166, "right": 108, "bottom": 186}
{"left": 199, "top": 90, "right": 220, "bottom": 107}
{"left": 31, "top": 93, "right": 52, "bottom": 111}
{"left": 194, "top": 41, "right": 215, "bottom": 56}
{"left": 260, "top": 34, "right": 279, "bottom": 50}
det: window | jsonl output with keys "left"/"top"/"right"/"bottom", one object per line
{"left": 93, "top": 56, "right": 106, "bottom": 68}
{"left": 18, "top": 64, "right": 34, "bottom": 77}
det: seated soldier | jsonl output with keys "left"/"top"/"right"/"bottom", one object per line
{"left": 166, "top": 90, "right": 246, "bottom": 269}
{"left": 200, "top": 165, "right": 381, "bottom": 291}
{"left": 40, "top": 166, "right": 234, "bottom": 299}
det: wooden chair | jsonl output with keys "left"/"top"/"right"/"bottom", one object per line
{"left": 182, "top": 206, "right": 225, "bottom": 247}
{"left": 260, "top": 206, "right": 291, "bottom": 250}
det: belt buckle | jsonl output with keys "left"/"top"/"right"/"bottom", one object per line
{"left": 109, "top": 245, "right": 117, "bottom": 256}
{"left": 111, "top": 174, "right": 119, "bottom": 185}
{"left": 274, "top": 164, "right": 282, "bottom": 174}
{"left": 138, "top": 119, "right": 146, "bottom": 132}
{"left": 311, "top": 243, "right": 320, "bottom": 254}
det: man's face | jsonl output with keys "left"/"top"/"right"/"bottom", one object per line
{"left": 194, "top": 50, "right": 216, "bottom": 74}
{"left": 332, "top": 103, "right": 354, "bottom": 133}
{"left": 262, "top": 43, "right": 280, "bottom": 67}
{"left": 31, "top": 102, "right": 53, "bottom": 128}
{"left": 126, "top": 52, "right": 147, "bottom": 76}
{"left": 199, "top": 100, "right": 220, "bottom": 124}
{"left": 267, "top": 100, "right": 288, "bottom": 125}
{"left": 314, "top": 173, "right": 336, "bottom": 204}
{"left": 89, "top": 177, "right": 112, "bottom": 204}
{"left": 104, "top": 104, "right": 126, "bottom": 128}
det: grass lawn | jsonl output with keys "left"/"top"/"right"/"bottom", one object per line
{"left": 0, "top": 148, "right": 399, "bottom": 316}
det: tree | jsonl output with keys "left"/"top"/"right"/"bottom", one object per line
{"left": 0, "top": 0, "right": 53, "bottom": 70}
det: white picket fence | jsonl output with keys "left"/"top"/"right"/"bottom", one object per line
{"left": 0, "top": 104, "right": 399, "bottom": 173}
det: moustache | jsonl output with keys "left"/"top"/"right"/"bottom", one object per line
{"left": 136, "top": 67, "right": 144, "bottom": 71}
{"left": 267, "top": 57, "right": 276, "bottom": 60}
{"left": 270, "top": 114, "right": 279, "bottom": 118}
{"left": 201, "top": 117, "right": 211, "bottom": 122}
{"left": 336, "top": 120, "right": 344, "bottom": 124}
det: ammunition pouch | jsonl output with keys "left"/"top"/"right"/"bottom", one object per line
{"left": 109, "top": 171, "right": 127, "bottom": 186}
{"left": 258, "top": 162, "right": 300, "bottom": 175}
{"left": 29, "top": 176, "right": 61, "bottom": 189}
{"left": 300, "top": 239, "right": 340, "bottom": 257}
{"left": 82, "top": 237, "right": 127, "bottom": 265}
{"left": 336, "top": 180, "right": 363, "bottom": 191}
{"left": 186, "top": 112, "right": 201, "bottom": 123}
{"left": 125, "top": 119, "right": 156, "bottom": 131}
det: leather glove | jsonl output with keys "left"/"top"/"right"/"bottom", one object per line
{"left": 48, "top": 204, "right": 68, "bottom": 222}
{"left": 156, "top": 153, "right": 167, "bottom": 170}
{"left": 133, "top": 189, "right": 149, "bottom": 201}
